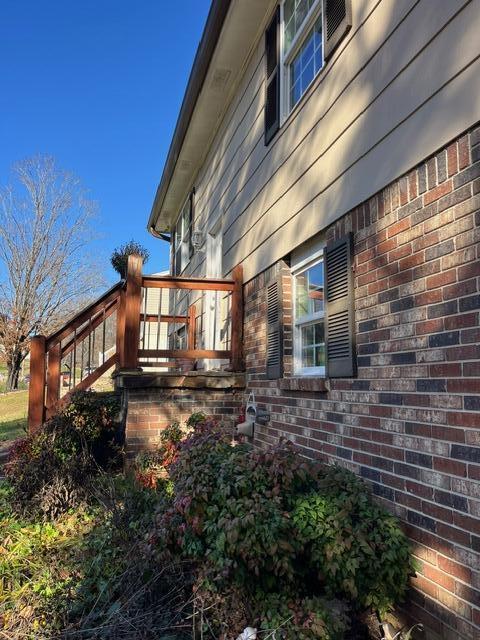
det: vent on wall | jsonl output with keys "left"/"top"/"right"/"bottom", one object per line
{"left": 210, "top": 68, "right": 231, "bottom": 91}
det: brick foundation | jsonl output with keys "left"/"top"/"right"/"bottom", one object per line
{"left": 245, "top": 124, "right": 480, "bottom": 639}
{"left": 118, "top": 371, "right": 245, "bottom": 456}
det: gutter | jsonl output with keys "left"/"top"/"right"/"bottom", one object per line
{"left": 147, "top": 0, "right": 233, "bottom": 235}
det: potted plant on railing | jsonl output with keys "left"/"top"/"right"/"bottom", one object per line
{"left": 111, "top": 240, "right": 150, "bottom": 279}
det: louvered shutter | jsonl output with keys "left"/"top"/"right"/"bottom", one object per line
{"left": 264, "top": 7, "right": 280, "bottom": 146}
{"left": 324, "top": 233, "right": 356, "bottom": 378}
{"left": 324, "top": 0, "right": 352, "bottom": 60}
{"left": 266, "top": 277, "right": 283, "bottom": 379}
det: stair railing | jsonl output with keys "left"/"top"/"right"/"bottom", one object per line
{"left": 27, "top": 255, "right": 243, "bottom": 432}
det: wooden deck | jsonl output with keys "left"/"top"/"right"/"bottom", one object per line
{"left": 27, "top": 255, "right": 244, "bottom": 431}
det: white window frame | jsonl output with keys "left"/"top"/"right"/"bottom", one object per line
{"left": 280, "top": 0, "right": 324, "bottom": 122}
{"left": 292, "top": 248, "right": 325, "bottom": 376}
{"left": 173, "top": 197, "right": 192, "bottom": 275}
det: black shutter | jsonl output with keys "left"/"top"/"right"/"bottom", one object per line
{"left": 324, "top": 232, "right": 356, "bottom": 378}
{"left": 264, "top": 7, "right": 280, "bottom": 146}
{"left": 324, "top": 0, "right": 352, "bottom": 60}
{"left": 266, "top": 276, "right": 283, "bottom": 379}
{"left": 188, "top": 188, "right": 195, "bottom": 259}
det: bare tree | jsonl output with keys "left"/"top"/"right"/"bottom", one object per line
{"left": 0, "top": 156, "right": 105, "bottom": 390}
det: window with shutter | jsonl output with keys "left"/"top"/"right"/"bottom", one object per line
{"left": 324, "top": 232, "right": 356, "bottom": 378}
{"left": 293, "top": 253, "right": 325, "bottom": 375}
{"left": 266, "top": 277, "right": 284, "bottom": 379}
{"left": 324, "top": 0, "right": 352, "bottom": 60}
{"left": 264, "top": 7, "right": 280, "bottom": 145}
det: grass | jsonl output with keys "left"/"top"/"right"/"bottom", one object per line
{"left": 0, "top": 389, "right": 28, "bottom": 442}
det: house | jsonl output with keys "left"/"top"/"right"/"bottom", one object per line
{"left": 26, "top": 1, "right": 480, "bottom": 637}
{"left": 144, "top": 1, "right": 480, "bottom": 638}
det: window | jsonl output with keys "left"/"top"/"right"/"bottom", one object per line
{"left": 282, "top": 0, "right": 323, "bottom": 114}
{"left": 172, "top": 195, "right": 193, "bottom": 275}
{"left": 293, "top": 255, "right": 325, "bottom": 375}
{"left": 264, "top": 1, "right": 352, "bottom": 143}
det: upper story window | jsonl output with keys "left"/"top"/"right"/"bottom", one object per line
{"left": 264, "top": 0, "right": 352, "bottom": 145}
{"left": 172, "top": 194, "right": 193, "bottom": 275}
{"left": 293, "top": 252, "right": 325, "bottom": 375}
{"left": 282, "top": 0, "right": 323, "bottom": 113}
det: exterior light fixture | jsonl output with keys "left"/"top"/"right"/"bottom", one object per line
{"left": 192, "top": 230, "right": 204, "bottom": 252}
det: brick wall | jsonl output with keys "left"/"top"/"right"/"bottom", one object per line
{"left": 245, "top": 124, "right": 480, "bottom": 639}
{"left": 121, "top": 373, "right": 245, "bottom": 456}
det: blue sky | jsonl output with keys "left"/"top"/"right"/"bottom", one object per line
{"left": 0, "top": 0, "right": 211, "bottom": 280}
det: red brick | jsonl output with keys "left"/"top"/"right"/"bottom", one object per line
{"left": 424, "top": 180, "right": 453, "bottom": 205}
{"left": 391, "top": 244, "right": 415, "bottom": 266}
{"left": 433, "top": 457, "right": 467, "bottom": 477}
{"left": 415, "top": 290, "right": 443, "bottom": 306}
{"left": 377, "top": 238, "right": 397, "bottom": 255}
{"left": 426, "top": 269, "right": 457, "bottom": 289}
{"left": 445, "top": 313, "right": 478, "bottom": 331}
{"left": 447, "top": 411, "right": 480, "bottom": 428}
{"left": 388, "top": 217, "right": 410, "bottom": 238}
{"left": 448, "top": 378, "right": 480, "bottom": 393}
{"left": 429, "top": 362, "right": 461, "bottom": 377}
{"left": 438, "top": 556, "right": 472, "bottom": 582}
{"left": 416, "top": 318, "right": 444, "bottom": 335}
{"left": 399, "top": 253, "right": 424, "bottom": 270}
{"left": 447, "top": 143, "right": 458, "bottom": 176}
{"left": 422, "top": 564, "right": 455, "bottom": 592}
{"left": 443, "top": 278, "right": 477, "bottom": 301}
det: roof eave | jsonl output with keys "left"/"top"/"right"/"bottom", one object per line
{"left": 147, "top": 0, "right": 233, "bottom": 235}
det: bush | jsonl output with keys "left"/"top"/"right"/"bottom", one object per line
{"left": 0, "top": 476, "right": 191, "bottom": 639}
{"left": 256, "top": 592, "right": 349, "bottom": 640}
{"left": 5, "top": 390, "right": 120, "bottom": 518}
{"left": 293, "top": 466, "right": 414, "bottom": 616}
{"left": 134, "top": 420, "right": 186, "bottom": 490}
{"left": 110, "top": 240, "right": 150, "bottom": 277}
{"left": 156, "top": 416, "right": 415, "bottom": 635}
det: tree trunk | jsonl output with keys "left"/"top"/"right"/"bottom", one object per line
{"left": 6, "top": 350, "right": 23, "bottom": 391}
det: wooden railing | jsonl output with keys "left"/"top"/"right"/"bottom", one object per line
{"left": 27, "top": 255, "right": 244, "bottom": 431}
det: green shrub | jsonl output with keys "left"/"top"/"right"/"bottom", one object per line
{"left": 292, "top": 465, "right": 415, "bottom": 615}
{"left": 158, "top": 416, "right": 414, "bottom": 631}
{"left": 134, "top": 420, "right": 187, "bottom": 490}
{"left": 256, "top": 592, "right": 349, "bottom": 640}
{"left": 0, "top": 476, "right": 190, "bottom": 639}
{"left": 5, "top": 390, "right": 120, "bottom": 518}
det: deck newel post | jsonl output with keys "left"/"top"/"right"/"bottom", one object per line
{"left": 27, "top": 335, "right": 46, "bottom": 432}
{"left": 231, "top": 264, "right": 244, "bottom": 371}
{"left": 46, "top": 342, "right": 61, "bottom": 418}
{"left": 122, "top": 254, "right": 143, "bottom": 369}
{"left": 187, "top": 304, "right": 196, "bottom": 350}
{"left": 116, "top": 285, "right": 126, "bottom": 369}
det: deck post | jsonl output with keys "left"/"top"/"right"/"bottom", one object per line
{"left": 187, "top": 304, "right": 196, "bottom": 350}
{"left": 122, "top": 254, "right": 143, "bottom": 369}
{"left": 230, "top": 264, "right": 244, "bottom": 371}
{"left": 27, "top": 335, "right": 46, "bottom": 432}
{"left": 116, "top": 286, "right": 126, "bottom": 368}
{"left": 46, "top": 342, "right": 61, "bottom": 418}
